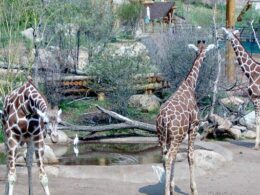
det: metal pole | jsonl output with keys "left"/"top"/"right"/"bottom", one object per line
{"left": 226, "top": 0, "right": 236, "bottom": 82}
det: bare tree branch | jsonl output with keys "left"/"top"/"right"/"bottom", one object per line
{"left": 250, "top": 20, "right": 260, "bottom": 49}
{"left": 59, "top": 105, "right": 156, "bottom": 133}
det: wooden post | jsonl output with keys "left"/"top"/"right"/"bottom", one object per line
{"left": 226, "top": 0, "right": 236, "bottom": 82}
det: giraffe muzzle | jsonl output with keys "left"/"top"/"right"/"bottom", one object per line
{"left": 50, "top": 132, "right": 59, "bottom": 143}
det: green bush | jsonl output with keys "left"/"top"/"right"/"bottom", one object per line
{"left": 87, "top": 52, "right": 149, "bottom": 115}
{"left": 117, "top": 2, "right": 142, "bottom": 35}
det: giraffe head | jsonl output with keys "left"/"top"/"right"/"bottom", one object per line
{"left": 37, "top": 107, "right": 62, "bottom": 143}
{"left": 188, "top": 41, "right": 215, "bottom": 54}
{"left": 222, "top": 27, "right": 240, "bottom": 40}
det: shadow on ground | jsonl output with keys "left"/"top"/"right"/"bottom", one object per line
{"left": 139, "top": 182, "right": 188, "bottom": 195}
{"left": 229, "top": 140, "right": 254, "bottom": 149}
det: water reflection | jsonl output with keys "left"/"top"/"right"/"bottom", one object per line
{"left": 59, "top": 143, "right": 162, "bottom": 166}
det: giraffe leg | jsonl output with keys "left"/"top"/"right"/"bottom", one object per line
{"left": 34, "top": 141, "right": 50, "bottom": 195}
{"left": 6, "top": 140, "right": 18, "bottom": 195}
{"left": 188, "top": 126, "right": 198, "bottom": 195}
{"left": 254, "top": 116, "right": 260, "bottom": 150}
{"left": 253, "top": 101, "right": 260, "bottom": 150}
{"left": 164, "top": 144, "right": 180, "bottom": 195}
{"left": 26, "top": 141, "right": 34, "bottom": 195}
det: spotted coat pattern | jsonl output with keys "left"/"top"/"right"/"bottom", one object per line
{"left": 156, "top": 42, "right": 210, "bottom": 195}
{"left": 226, "top": 29, "right": 260, "bottom": 149}
{"left": 2, "top": 80, "right": 52, "bottom": 195}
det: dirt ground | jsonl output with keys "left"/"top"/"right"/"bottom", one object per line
{"left": 0, "top": 140, "right": 260, "bottom": 195}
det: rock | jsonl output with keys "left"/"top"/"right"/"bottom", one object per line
{"left": 194, "top": 149, "right": 226, "bottom": 171}
{"left": 176, "top": 152, "right": 187, "bottom": 162}
{"left": 45, "top": 130, "right": 69, "bottom": 144}
{"left": 239, "top": 111, "right": 256, "bottom": 130}
{"left": 78, "top": 47, "right": 89, "bottom": 70}
{"left": 0, "top": 143, "right": 5, "bottom": 153}
{"left": 43, "top": 145, "right": 59, "bottom": 164}
{"left": 21, "top": 28, "right": 34, "bottom": 41}
{"left": 232, "top": 125, "right": 247, "bottom": 132}
{"left": 16, "top": 145, "right": 58, "bottom": 164}
{"left": 109, "top": 41, "right": 149, "bottom": 59}
{"left": 220, "top": 96, "right": 245, "bottom": 106}
{"left": 210, "top": 114, "right": 232, "bottom": 131}
{"left": 229, "top": 128, "right": 242, "bottom": 139}
{"left": 128, "top": 94, "right": 161, "bottom": 112}
{"left": 242, "top": 130, "right": 256, "bottom": 139}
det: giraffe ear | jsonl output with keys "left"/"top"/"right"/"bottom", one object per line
{"left": 58, "top": 109, "right": 62, "bottom": 116}
{"left": 57, "top": 109, "right": 62, "bottom": 123}
{"left": 221, "top": 27, "right": 229, "bottom": 34}
{"left": 188, "top": 44, "right": 199, "bottom": 52}
{"left": 36, "top": 109, "right": 48, "bottom": 121}
{"left": 233, "top": 30, "right": 240, "bottom": 36}
{"left": 205, "top": 44, "right": 215, "bottom": 52}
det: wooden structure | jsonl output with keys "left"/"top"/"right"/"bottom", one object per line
{"left": 58, "top": 73, "right": 170, "bottom": 97}
{"left": 142, "top": 1, "right": 176, "bottom": 33}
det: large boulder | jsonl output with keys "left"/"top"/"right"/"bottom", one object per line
{"left": 78, "top": 47, "right": 89, "bottom": 70}
{"left": 194, "top": 149, "right": 226, "bottom": 171}
{"left": 242, "top": 130, "right": 256, "bottom": 139}
{"left": 229, "top": 127, "right": 242, "bottom": 139}
{"left": 16, "top": 145, "right": 58, "bottom": 164}
{"left": 45, "top": 130, "right": 69, "bottom": 145}
{"left": 128, "top": 94, "right": 161, "bottom": 112}
{"left": 0, "top": 143, "right": 5, "bottom": 153}
{"left": 220, "top": 96, "right": 245, "bottom": 106}
{"left": 239, "top": 111, "right": 256, "bottom": 130}
{"left": 21, "top": 28, "right": 34, "bottom": 41}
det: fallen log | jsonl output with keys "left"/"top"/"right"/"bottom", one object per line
{"left": 58, "top": 105, "right": 156, "bottom": 133}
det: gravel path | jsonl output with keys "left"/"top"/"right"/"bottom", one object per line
{"left": 0, "top": 140, "right": 259, "bottom": 195}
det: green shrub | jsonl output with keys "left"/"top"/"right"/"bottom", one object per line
{"left": 117, "top": 2, "right": 142, "bottom": 35}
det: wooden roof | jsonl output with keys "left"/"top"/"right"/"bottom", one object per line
{"left": 143, "top": 2, "right": 175, "bottom": 20}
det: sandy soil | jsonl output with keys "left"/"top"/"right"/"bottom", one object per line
{"left": 0, "top": 140, "right": 260, "bottom": 195}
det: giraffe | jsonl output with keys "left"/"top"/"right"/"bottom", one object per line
{"left": 1, "top": 79, "right": 62, "bottom": 195}
{"left": 222, "top": 27, "right": 260, "bottom": 150}
{"left": 156, "top": 41, "right": 215, "bottom": 195}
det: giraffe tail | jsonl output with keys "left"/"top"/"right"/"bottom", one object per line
{"left": 152, "top": 165, "right": 165, "bottom": 183}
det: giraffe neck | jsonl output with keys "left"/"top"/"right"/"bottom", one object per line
{"left": 23, "top": 82, "right": 47, "bottom": 114}
{"left": 230, "top": 36, "right": 257, "bottom": 78}
{"left": 185, "top": 51, "right": 206, "bottom": 90}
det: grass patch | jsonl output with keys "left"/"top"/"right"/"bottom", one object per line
{"left": 0, "top": 130, "right": 4, "bottom": 143}
{"left": 59, "top": 98, "right": 159, "bottom": 125}
{"left": 59, "top": 99, "right": 111, "bottom": 124}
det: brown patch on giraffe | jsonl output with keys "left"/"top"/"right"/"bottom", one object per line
{"left": 8, "top": 139, "right": 16, "bottom": 148}
{"left": 238, "top": 46, "right": 243, "bottom": 51}
{"left": 12, "top": 134, "right": 21, "bottom": 141}
{"left": 35, "top": 141, "right": 44, "bottom": 149}
{"left": 255, "top": 66, "right": 260, "bottom": 73}
{"left": 12, "top": 126, "right": 21, "bottom": 135}
{"left": 251, "top": 84, "right": 260, "bottom": 95}
{"left": 250, "top": 64, "right": 256, "bottom": 71}
{"left": 33, "top": 128, "right": 41, "bottom": 136}
{"left": 242, "top": 58, "right": 247, "bottom": 63}
{"left": 251, "top": 72, "right": 259, "bottom": 81}
{"left": 8, "top": 114, "right": 17, "bottom": 126}
{"left": 18, "top": 85, "right": 25, "bottom": 94}
{"left": 14, "top": 97, "right": 20, "bottom": 108}
{"left": 18, "top": 120, "right": 27, "bottom": 130}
